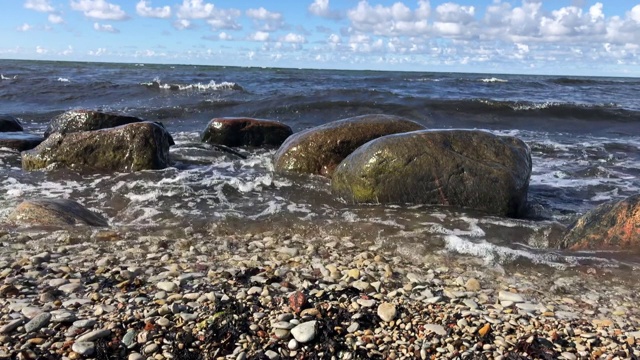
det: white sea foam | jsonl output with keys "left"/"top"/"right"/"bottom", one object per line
{"left": 481, "top": 77, "right": 508, "bottom": 83}
{"left": 57, "top": 77, "right": 70, "bottom": 82}
{"left": 0, "top": 74, "right": 17, "bottom": 80}
{"left": 141, "top": 78, "right": 242, "bottom": 91}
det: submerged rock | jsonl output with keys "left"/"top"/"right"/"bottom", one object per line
{"left": 0, "top": 114, "right": 23, "bottom": 132}
{"left": 0, "top": 132, "right": 44, "bottom": 151}
{"left": 8, "top": 199, "right": 108, "bottom": 227}
{"left": 274, "top": 114, "right": 425, "bottom": 178}
{"left": 44, "top": 110, "right": 144, "bottom": 138}
{"left": 331, "top": 130, "right": 532, "bottom": 217}
{"left": 201, "top": 117, "right": 292, "bottom": 147}
{"left": 22, "top": 122, "right": 172, "bottom": 172}
{"left": 561, "top": 194, "right": 640, "bottom": 250}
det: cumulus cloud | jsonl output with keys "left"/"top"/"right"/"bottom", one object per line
{"left": 24, "top": 0, "right": 54, "bottom": 12}
{"left": 246, "top": 7, "right": 284, "bottom": 32}
{"left": 347, "top": 0, "right": 430, "bottom": 36}
{"left": 136, "top": 1, "right": 171, "bottom": 19}
{"left": 36, "top": 45, "right": 48, "bottom": 54}
{"left": 59, "top": 45, "right": 73, "bottom": 56}
{"left": 17, "top": 23, "right": 33, "bottom": 32}
{"left": 249, "top": 31, "right": 270, "bottom": 42}
{"left": 308, "top": 0, "right": 342, "bottom": 20}
{"left": 176, "top": 0, "right": 241, "bottom": 30}
{"left": 93, "top": 22, "right": 119, "bottom": 33}
{"left": 173, "top": 19, "right": 192, "bottom": 30}
{"left": 281, "top": 33, "right": 307, "bottom": 44}
{"left": 48, "top": 14, "right": 64, "bottom": 24}
{"left": 219, "top": 32, "right": 232, "bottom": 40}
{"left": 70, "top": 0, "right": 128, "bottom": 20}
{"left": 88, "top": 47, "right": 107, "bottom": 56}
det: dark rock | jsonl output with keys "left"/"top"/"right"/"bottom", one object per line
{"left": 0, "top": 132, "right": 44, "bottom": 151}
{"left": 560, "top": 194, "right": 640, "bottom": 250}
{"left": 44, "top": 110, "right": 143, "bottom": 138}
{"left": 8, "top": 199, "right": 108, "bottom": 227}
{"left": 202, "top": 117, "right": 292, "bottom": 147}
{"left": 0, "top": 115, "right": 23, "bottom": 132}
{"left": 22, "top": 122, "right": 172, "bottom": 172}
{"left": 331, "top": 130, "right": 532, "bottom": 217}
{"left": 274, "top": 114, "right": 425, "bottom": 178}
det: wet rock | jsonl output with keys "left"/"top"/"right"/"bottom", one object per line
{"left": 331, "top": 130, "right": 532, "bottom": 217}
{"left": 0, "top": 132, "right": 43, "bottom": 151}
{"left": 44, "top": 109, "right": 143, "bottom": 138}
{"left": 561, "top": 194, "right": 640, "bottom": 250}
{"left": 7, "top": 199, "right": 108, "bottom": 227}
{"left": 202, "top": 117, "right": 292, "bottom": 147}
{"left": 22, "top": 122, "right": 172, "bottom": 172}
{"left": 274, "top": 114, "right": 424, "bottom": 178}
{"left": 0, "top": 114, "right": 23, "bottom": 132}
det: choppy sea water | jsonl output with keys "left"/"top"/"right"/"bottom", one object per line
{"left": 1, "top": 59, "right": 639, "bottom": 269}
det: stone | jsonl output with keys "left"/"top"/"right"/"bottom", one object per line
{"left": 264, "top": 350, "right": 279, "bottom": 360}
{"left": 73, "top": 319, "right": 97, "bottom": 328}
{"left": 0, "top": 132, "right": 44, "bottom": 151}
{"left": 201, "top": 117, "right": 292, "bottom": 147}
{"left": 274, "top": 114, "right": 425, "bottom": 178}
{"left": 59, "top": 283, "right": 83, "bottom": 294}
{"left": 24, "top": 312, "right": 51, "bottom": 333}
{"left": 560, "top": 194, "right": 640, "bottom": 250}
{"left": 76, "top": 329, "right": 111, "bottom": 342}
{"left": 331, "top": 130, "right": 532, "bottom": 217}
{"left": 0, "top": 318, "right": 25, "bottom": 334}
{"left": 23, "top": 122, "right": 173, "bottom": 172}
{"left": 498, "top": 291, "right": 525, "bottom": 303}
{"left": 377, "top": 302, "right": 397, "bottom": 322}
{"left": 0, "top": 114, "right": 23, "bottom": 132}
{"left": 128, "top": 353, "right": 144, "bottom": 360}
{"left": 44, "top": 109, "right": 144, "bottom": 137}
{"left": 424, "top": 324, "right": 447, "bottom": 336}
{"left": 51, "top": 310, "right": 76, "bottom": 323}
{"left": 290, "top": 321, "right": 317, "bottom": 343}
{"left": 157, "top": 282, "right": 179, "bottom": 293}
{"left": 72, "top": 341, "right": 95, "bottom": 356}
{"left": 465, "top": 278, "right": 481, "bottom": 291}
{"left": 8, "top": 199, "right": 108, "bottom": 227}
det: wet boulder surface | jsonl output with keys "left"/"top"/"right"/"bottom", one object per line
{"left": 201, "top": 117, "right": 292, "bottom": 147}
{"left": 331, "top": 130, "right": 532, "bottom": 217}
{"left": 44, "top": 110, "right": 144, "bottom": 137}
{"left": 274, "top": 114, "right": 425, "bottom": 178}
{"left": 22, "top": 122, "right": 172, "bottom": 172}
{"left": 8, "top": 199, "right": 108, "bottom": 227}
{"left": 0, "top": 114, "right": 23, "bottom": 132}
{"left": 561, "top": 194, "right": 640, "bottom": 250}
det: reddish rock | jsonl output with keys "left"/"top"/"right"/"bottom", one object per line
{"left": 201, "top": 117, "right": 292, "bottom": 147}
{"left": 288, "top": 291, "right": 307, "bottom": 314}
{"left": 561, "top": 194, "right": 640, "bottom": 250}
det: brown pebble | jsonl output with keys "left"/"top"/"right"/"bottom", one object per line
{"left": 478, "top": 323, "right": 491, "bottom": 337}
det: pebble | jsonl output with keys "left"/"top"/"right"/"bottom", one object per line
{"left": 156, "top": 281, "right": 178, "bottom": 293}
{"left": 377, "top": 302, "right": 397, "bottom": 322}
{"left": 128, "top": 353, "right": 144, "bottom": 360}
{"left": 76, "top": 329, "right": 111, "bottom": 342}
{"left": 424, "top": 324, "right": 447, "bottom": 336}
{"left": 0, "top": 318, "right": 24, "bottom": 334}
{"left": 24, "top": 312, "right": 51, "bottom": 333}
{"left": 290, "top": 321, "right": 317, "bottom": 343}
{"left": 498, "top": 290, "right": 524, "bottom": 303}
{"left": 71, "top": 341, "right": 95, "bottom": 356}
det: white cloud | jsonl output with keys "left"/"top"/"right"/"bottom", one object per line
{"left": 249, "top": 31, "right": 270, "bottom": 42}
{"left": 60, "top": 45, "right": 73, "bottom": 56}
{"left": 347, "top": 0, "right": 430, "bottom": 36}
{"left": 173, "top": 19, "right": 192, "bottom": 30}
{"left": 136, "top": 1, "right": 171, "bottom": 19}
{"left": 281, "top": 33, "right": 307, "bottom": 44}
{"left": 24, "top": 0, "right": 54, "bottom": 12}
{"left": 70, "top": 0, "right": 128, "bottom": 20}
{"left": 219, "top": 32, "right": 232, "bottom": 40}
{"left": 630, "top": 5, "right": 640, "bottom": 23}
{"left": 88, "top": 47, "right": 107, "bottom": 56}
{"left": 93, "top": 22, "right": 119, "bottom": 33}
{"left": 17, "top": 23, "right": 32, "bottom": 32}
{"left": 328, "top": 33, "right": 341, "bottom": 44}
{"left": 308, "top": 0, "right": 342, "bottom": 20}
{"left": 176, "top": 0, "right": 241, "bottom": 30}
{"left": 36, "top": 45, "right": 48, "bottom": 54}
{"left": 48, "top": 14, "right": 64, "bottom": 24}
{"left": 246, "top": 7, "right": 284, "bottom": 32}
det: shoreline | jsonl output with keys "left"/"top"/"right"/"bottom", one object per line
{"left": 0, "top": 227, "right": 638, "bottom": 359}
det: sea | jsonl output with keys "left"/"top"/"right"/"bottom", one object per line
{"left": 1, "top": 59, "right": 639, "bottom": 270}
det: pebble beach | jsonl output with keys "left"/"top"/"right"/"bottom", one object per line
{"left": 0, "top": 226, "right": 638, "bottom": 360}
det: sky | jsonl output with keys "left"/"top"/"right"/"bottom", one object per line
{"left": 2, "top": 0, "right": 640, "bottom": 76}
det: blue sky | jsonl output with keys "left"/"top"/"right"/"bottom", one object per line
{"left": 2, "top": 0, "right": 640, "bottom": 76}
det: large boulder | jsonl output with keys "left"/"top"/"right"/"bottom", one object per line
{"left": 0, "top": 115, "right": 23, "bottom": 132}
{"left": 44, "top": 110, "right": 144, "bottom": 137}
{"left": 8, "top": 199, "right": 108, "bottom": 227}
{"left": 202, "top": 117, "right": 292, "bottom": 147}
{"left": 560, "top": 194, "right": 640, "bottom": 250}
{"left": 274, "top": 114, "right": 425, "bottom": 177}
{"left": 0, "top": 132, "right": 44, "bottom": 151}
{"left": 331, "top": 130, "right": 532, "bottom": 217}
{"left": 22, "top": 122, "right": 172, "bottom": 172}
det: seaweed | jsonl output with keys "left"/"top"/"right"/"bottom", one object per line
{"left": 199, "top": 297, "right": 252, "bottom": 357}
{"left": 503, "top": 335, "right": 560, "bottom": 360}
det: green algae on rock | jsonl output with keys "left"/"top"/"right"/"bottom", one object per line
{"left": 561, "top": 194, "right": 640, "bottom": 250}
{"left": 273, "top": 114, "right": 425, "bottom": 178}
{"left": 22, "top": 122, "right": 172, "bottom": 172}
{"left": 8, "top": 198, "right": 108, "bottom": 227}
{"left": 202, "top": 117, "right": 292, "bottom": 147}
{"left": 331, "top": 130, "right": 532, "bottom": 218}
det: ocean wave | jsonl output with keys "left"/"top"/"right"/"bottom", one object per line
{"left": 57, "top": 77, "right": 70, "bottom": 82}
{"left": 1, "top": 74, "right": 17, "bottom": 80}
{"left": 481, "top": 77, "right": 508, "bottom": 83}
{"left": 141, "top": 78, "right": 243, "bottom": 91}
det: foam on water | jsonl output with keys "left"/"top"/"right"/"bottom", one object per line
{"left": 141, "top": 78, "right": 243, "bottom": 91}
{"left": 57, "top": 77, "right": 70, "bottom": 82}
{"left": 481, "top": 77, "right": 508, "bottom": 83}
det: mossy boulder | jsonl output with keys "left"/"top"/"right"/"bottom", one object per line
{"left": 45, "top": 110, "right": 144, "bottom": 137}
{"left": 22, "top": 122, "right": 172, "bottom": 172}
{"left": 8, "top": 199, "right": 108, "bottom": 227}
{"left": 0, "top": 115, "right": 23, "bottom": 132}
{"left": 274, "top": 114, "right": 425, "bottom": 178}
{"left": 0, "top": 132, "right": 44, "bottom": 151}
{"left": 331, "top": 130, "right": 532, "bottom": 217}
{"left": 202, "top": 117, "right": 292, "bottom": 147}
{"left": 560, "top": 194, "right": 640, "bottom": 250}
